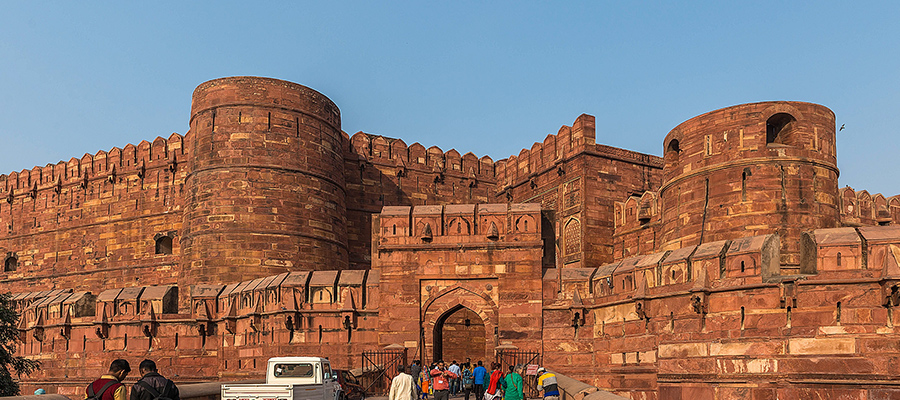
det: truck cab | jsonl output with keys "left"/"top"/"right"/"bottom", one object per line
{"left": 222, "top": 357, "right": 340, "bottom": 400}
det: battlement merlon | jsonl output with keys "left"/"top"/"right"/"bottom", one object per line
{"left": 495, "top": 114, "right": 662, "bottom": 191}
{"left": 0, "top": 133, "right": 186, "bottom": 196}
{"left": 348, "top": 131, "right": 497, "bottom": 180}
{"left": 12, "top": 270, "right": 383, "bottom": 333}
{"left": 839, "top": 186, "right": 900, "bottom": 226}
{"left": 553, "top": 227, "right": 900, "bottom": 308}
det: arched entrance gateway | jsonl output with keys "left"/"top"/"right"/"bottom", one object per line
{"left": 422, "top": 285, "right": 498, "bottom": 364}
{"left": 434, "top": 305, "right": 486, "bottom": 362}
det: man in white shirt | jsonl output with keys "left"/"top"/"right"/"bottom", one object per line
{"left": 389, "top": 365, "right": 416, "bottom": 400}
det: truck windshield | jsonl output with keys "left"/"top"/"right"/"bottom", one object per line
{"left": 273, "top": 363, "right": 314, "bottom": 378}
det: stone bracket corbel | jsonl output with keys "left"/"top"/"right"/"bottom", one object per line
{"left": 690, "top": 293, "right": 708, "bottom": 315}
{"left": 248, "top": 313, "right": 262, "bottom": 332}
{"left": 635, "top": 301, "right": 649, "bottom": 322}
{"left": 95, "top": 323, "right": 109, "bottom": 339}
{"left": 882, "top": 281, "right": 900, "bottom": 308}
{"left": 223, "top": 316, "right": 237, "bottom": 334}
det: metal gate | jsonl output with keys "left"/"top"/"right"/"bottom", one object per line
{"left": 497, "top": 349, "right": 541, "bottom": 399}
{"left": 360, "top": 346, "right": 408, "bottom": 396}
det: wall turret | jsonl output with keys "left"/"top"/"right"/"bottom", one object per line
{"left": 182, "top": 77, "right": 347, "bottom": 284}
{"left": 659, "top": 101, "right": 840, "bottom": 269}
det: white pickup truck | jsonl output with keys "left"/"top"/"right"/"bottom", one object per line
{"left": 222, "top": 357, "right": 341, "bottom": 400}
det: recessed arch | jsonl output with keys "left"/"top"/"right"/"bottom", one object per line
{"left": 422, "top": 285, "right": 499, "bottom": 365}
{"left": 4, "top": 254, "right": 17, "bottom": 272}
{"left": 155, "top": 236, "right": 173, "bottom": 255}
{"left": 664, "top": 138, "right": 681, "bottom": 170}
{"left": 432, "top": 305, "right": 486, "bottom": 363}
{"left": 766, "top": 113, "right": 798, "bottom": 146}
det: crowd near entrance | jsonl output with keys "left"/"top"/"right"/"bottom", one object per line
{"left": 361, "top": 298, "right": 544, "bottom": 398}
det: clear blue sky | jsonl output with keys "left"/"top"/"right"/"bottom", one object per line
{"left": 1, "top": 2, "right": 897, "bottom": 195}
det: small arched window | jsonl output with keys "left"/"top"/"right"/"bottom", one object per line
{"left": 155, "top": 236, "right": 173, "bottom": 255}
{"left": 666, "top": 139, "right": 680, "bottom": 154}
{"left": 766, "top": 113, "right": 797, "bottom": 145}
{"left": 4, "top": 254, "right": 17, "bottom": 272}
{"left": 665, "top": 139, "right": 681, "bottom": 167}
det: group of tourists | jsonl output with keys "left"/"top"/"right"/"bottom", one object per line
{"left": 389, "top": 360, "right": 558, "bottom": 400}
{"left": 85, "top": 359, "right": 180, "bottom": 400}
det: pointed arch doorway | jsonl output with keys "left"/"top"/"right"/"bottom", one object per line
{"left": 422, "top": 284, "right": 499, "bottom": 364}
{"left": 433, "top": 305, "right": 486, "bottom": 363}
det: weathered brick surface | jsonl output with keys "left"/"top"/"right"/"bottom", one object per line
{"left": 2, "top": 77, "right": 900, "bottom": 398}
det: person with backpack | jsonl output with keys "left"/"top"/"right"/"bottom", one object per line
{"left": 130, "top": 359, "right": 180, "bottom": 400}
{"left": 85, "top": 359, "right": 131, "bottom": 400}
{"left": 461, "top": 363, "right": 474, "bottom": 400}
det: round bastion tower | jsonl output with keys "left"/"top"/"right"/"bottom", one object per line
{"left": 182, "top": 77, "right": 348, "bottom": 284}
{"left": 659, "top": 101, "right": 840, "bottom": 270}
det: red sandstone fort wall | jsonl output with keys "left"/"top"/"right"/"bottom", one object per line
{"left": 373, "top": 203, "right": 544, "bottom": 363}
{"left": 343, "top": 132, "right": 498, "bottom": 269}
{"left": 611, "top": 186, "right": 900, "bottom": 263}
{"left": 494, "top": 115, "right": 664, "bottom": 269}
{"left": 548, "top": 226, "right": 900, "bottom": 398}
{"left": 2, "top": 76, "right": 900, "bottom": 399}
{"left": 0, "top": 134, "right": 187, "bottom": 296}
{"left": 12, "top": 269, "right": 381, "bottom": 395}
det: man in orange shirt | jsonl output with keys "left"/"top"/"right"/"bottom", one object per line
{"left": 430, "top": 360, "right": 458, "bottom": 400}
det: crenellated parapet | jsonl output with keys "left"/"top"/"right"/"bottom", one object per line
{"left": 347, "top": 132, "right": 497, "bottom": 182}
{"left": 0, "top": 133, "right": 186, "bottom": 204}
{"left": 494, "top": 115, "right": 662, "bottom": 195}
{"left": 543, "top": 226, "right": 900, "bottom": 397}
{"left": 12, "top": 268, "right": 382, "bottom": 388}
{"left": 12, "top": 270, "right": 381, "bottom": 333}
{"left": 495, "top": 114, "right": 596, "bottom": 191}
{"left": 838, "top": 186, "right": 900, "bottom": 226}
{"left": 377, "top": 203, "right": 542, "bottom": 247}
{"left": 800, "top": 226, "right": 900, "bottom": 282}
{"left": 554, "top": 234, "right": 787, "bottom": 307}
{"left": 343, "top": 133, "right": 502, "bottom": 269}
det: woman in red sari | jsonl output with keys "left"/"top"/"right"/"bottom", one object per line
{"left": 484, "top": 363, "right": 504, "bottom": 400}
